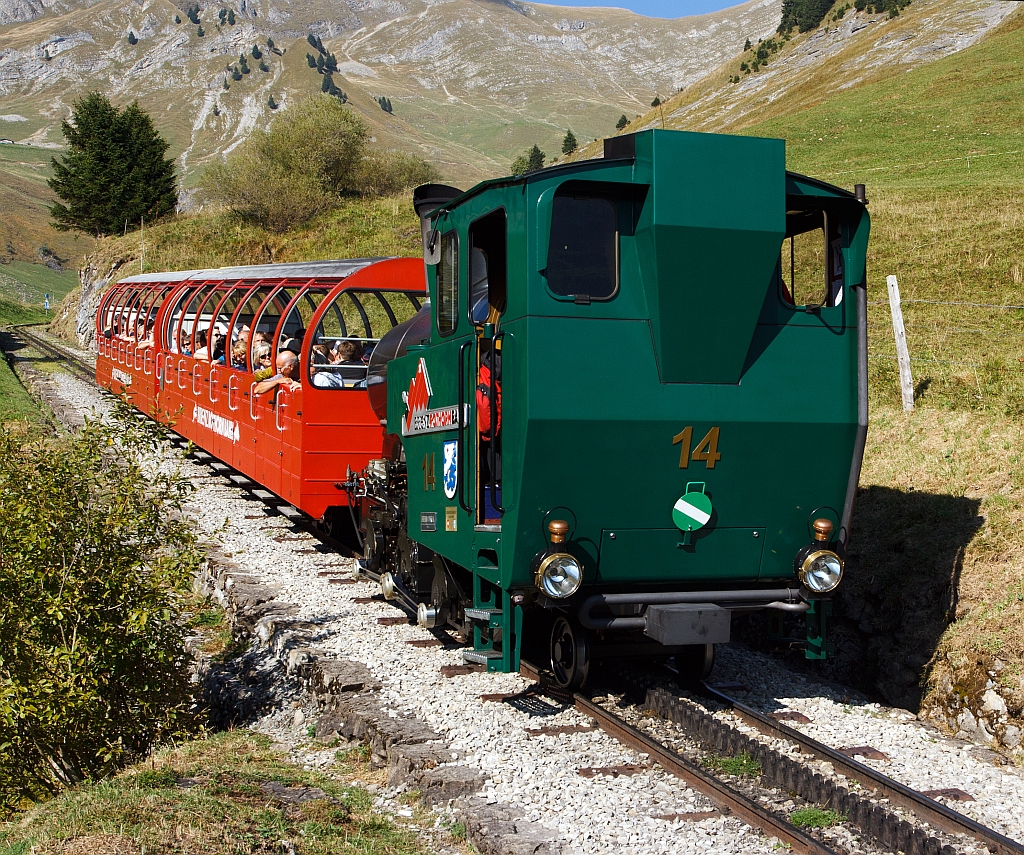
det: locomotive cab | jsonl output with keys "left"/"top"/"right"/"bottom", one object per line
{"left": 366, "top": 129, "right": 869, "bottom": 687}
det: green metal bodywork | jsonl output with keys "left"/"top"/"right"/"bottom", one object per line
{"left": 386, "top": 129, "right": 870, "bottom": 672}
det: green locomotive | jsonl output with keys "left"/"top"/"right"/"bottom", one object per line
{"left": 358, "top": 128, "right": 869, "bottom": 687}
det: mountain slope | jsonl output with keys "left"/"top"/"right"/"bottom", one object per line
{"left": 0, "top": 0, "right": 783, "bottom": 188}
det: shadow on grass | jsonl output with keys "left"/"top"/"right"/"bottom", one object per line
{"left": 832, "top": 486, "right": 984, "bottom": 710}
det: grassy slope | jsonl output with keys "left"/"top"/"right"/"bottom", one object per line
{"left": 0, "top": 296, "right": 46, "bottom": 426}
{"left": 0, "top": 730, "right": 438, "bottom": 854}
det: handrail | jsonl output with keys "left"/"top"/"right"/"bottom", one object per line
{"left": 275, "top": 387, "right": 288, "bottom": 432}
{"left": 490, "top": 331, "right": 505, "bottom": 515}
{"left": 250, "top": 382, "right": 260, "bottom": 421}
{"left": 134, "top": 345, "right": 142, "bottom": 371}
{"left": 144, "top": 349, "right": 153, "bottom": 376}
{"left": 177, "top": 357, "right": 187, "bottom": 389}
{"left": 227, "top": 375, "right": 238, "bottom": 411}
{"left": 209, "top": 365, "right": 219, "bottom": 403}
{"left": 192, "top": 362, "right": 202, "bottom": 396}
{"left": 155, "top": 351, "right": 163, "bottom": 381}
{"left": 456, "top": 339, "right": 474, "bottom": 513}
{"left": 117, "top": 342, "right": 125, "bottom": 365}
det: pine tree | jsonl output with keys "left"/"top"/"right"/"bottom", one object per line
{"left": 186, "top": 4, "right": 200, "bottom": 24}
{"left": 213, "top": 103, "right": 221, "bottom": 116}
{"left": 259, "top": 60, "right": 269, "bottom": 72}
{"left": 173, "top": 14, "right": 181, "bottom": 23}
{"left": 227, "top": 9, "right": 235, "bottom": 24}
{"left": 268, "top": 95, "right": 277, "bottom": 109}
{"left": 196, "top": 25, "right": 204, "bottom": 36}
{"left": 48, "top": 93, "right": 177, "bottom": 236}
{"left": 561, "top": 129, "right": 577, "bottom": 156}
{"left": 127, "top": 31, "right": 138, "bottom": 45}
{"left": 527, "top": 144, "right": 545, "bottom": 171}
{"left": 218, "top": 8, "right": 227, "bottom": 22}
{"left": 651, "top": 95, "right": 661, "bottom": 107}
{"left": 322, "top": 73, "right": 332, "bottom": 93}
{"left": 316, "top": 54, "right": 325, "bottom": 73}
{"left": 616, "top": 114, "right": 629, "bottom": 131}
{"left": 267, "top": 37, "right": 275, "bottom": 49}
{"left": 744, "top": 37, "right": 752, "bottom": 50}
{"left": 252, "top": 44, "right": 262, "bottom": 59}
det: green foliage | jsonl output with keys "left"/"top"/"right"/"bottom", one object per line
{"left": 306, "top": 52, "right": 316, "bottom": 68}
{"left": 307, "top": 33, "right": 324, "bottom": 54}
{"left": 185, "top": 3, "right": 199, "bottom": 24}
{"left": 651, "top": 95, "right": 661, "bottom": 107}
{"left": 778, "top": 0, "right": 835, "bottom": 33}
{"left": 251, "top": 44, "right": 262, "bottom": 59}
{"left": 126, "top": 31, "right": 138, "bottom": 45}
{"left": 238, "top": 55, "right": 249, "bottom": 73}
{"left": 354, "top": 149, "right": 438, "bottom": 197}
{"left": 510, "top": 144, "right": 545, "bottom": 176}
{"left": 325, "top": 54, "right": 338, "bottom": 73}
{"left": 200, "top": 96, "right": 435, "bottom": 232}
{"left": 218, "top": 8, "right": 226, "bottom": 22}
{"left": 377, "top": 96, "right": 392, "bottom": 113}
{"left": 266, "top": 37, "right": 275, "bottom": 49}
{"left": 616, "top": 114, "right": 629, "bottom": 131}
{"left": 316, "top": 53, "right": 325, "bottom": 73}
{"left": 790, "top": 807, "right": 845, "bottom": 828}
{"left": 702, "top": 751, "right": 762, "bottom": 777}
{"left": 853, "top": 0, "right": 910, "bottom": 15}
{"left": 0, "top": 406, "right": 202, "bottom": 809}
{"left": 744, "top": 37, "right": 752, "bottom": 50}
{"left": 267, "top": 95, "right": 277, "bottom": 110}
{"left": 230, "top": 67, "right": 241, "bottom": 81}
{"left": 561, "top": 129, "right": 577, "bottom": 155}
{"left": 173, "top": 14, "right": 181, "bottom": 23}
{"left": 48, "top": 93, "right": 177, "bottom": 237}
{"left": 258, "top": 60, "right": 269, "bottom": 72}
{"left": 196, "top": 25, "right": 203, "bottom": 37}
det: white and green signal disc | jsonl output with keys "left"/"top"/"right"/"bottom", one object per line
{"left": 672, "top": 491, "right": 712, "bottom": 531}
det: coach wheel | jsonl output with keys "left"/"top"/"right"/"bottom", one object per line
{"left": 550, "top": 616, "right": 590, "bottom": 690}
{"left": 675, "top": 643, "right": 715, "bottom": 686}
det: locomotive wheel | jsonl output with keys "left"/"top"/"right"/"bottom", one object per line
{"left": 550, "top": 616, "right": 591, "bottom": 690}
{"left": 675, "top": 643, "right": 715, "bottom": 686}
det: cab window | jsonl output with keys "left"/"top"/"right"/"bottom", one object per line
{"left": 436, "top": 231, "right": 458, "bottom": 336}
{"left": 546, "top": 194, "right": 618, "bottom": 302}
{"left": 780, "top": 206, "right": 844, "bottom": 308}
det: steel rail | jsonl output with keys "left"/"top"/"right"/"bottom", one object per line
{"left": 701, "top": 683, "right": 1024, "bottom": 855}
{"left": 518, "top": 662, "right": 841, "bottom": 855}
{"left": 573, "top": 693, "right": 840, "bottom": 855}
{"left": 12, "top": 324, "right": 98, "bottom": 385}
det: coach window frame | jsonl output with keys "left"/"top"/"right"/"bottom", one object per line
{"left": 778, "top": 203, "right": 844, "bottom": 310}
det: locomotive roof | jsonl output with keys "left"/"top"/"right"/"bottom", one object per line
{"left": 116, "top": 257, "right": 389, "bottom": 286}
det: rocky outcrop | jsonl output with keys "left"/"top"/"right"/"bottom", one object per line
{"left": 76, "top": 254, "right": 128, "bottom": 349}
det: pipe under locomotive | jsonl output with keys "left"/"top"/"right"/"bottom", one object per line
{"left": 97, "top": 128, "right": 869, "bottom": 689}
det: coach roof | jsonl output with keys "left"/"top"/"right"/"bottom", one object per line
{"left": 116, "top": 257, "right": 389, "bottom": 286}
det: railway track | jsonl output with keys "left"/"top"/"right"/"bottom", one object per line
{"left": 11, "top": 323, "right": 98, "bottom": 385}
{"left": 517, "top": 658, "right": 1021, "bottom": 855}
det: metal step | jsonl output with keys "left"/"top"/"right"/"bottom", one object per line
{"left": 192, "top": 451, "right": 211, "bottom": 460}
{"left": 463, "top": 650, "right": 502, "bottom": 664}
{"left": 276, "top": 505, "right": 302, "bottom": 519}
{"left": 229, "top": 475, "right": 251, "bottom": 486}
{"left": 210, "top": 462, "right": 229, "bottom": 471}
{"left": 251, "top": 489, "right": 275, "bottom": 501}
{"left": 465, "top": 608, "right": 502, "bottom": 621}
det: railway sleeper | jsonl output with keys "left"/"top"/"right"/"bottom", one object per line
{"left": 645, "top": 687, "right": 959, "bottom": 855}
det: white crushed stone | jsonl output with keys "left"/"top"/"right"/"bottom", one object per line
{"left": 39, "top": 368, "right": 1024, "bottom": 853}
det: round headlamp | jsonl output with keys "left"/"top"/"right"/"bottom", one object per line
{"left": 798, "top": 549, "right": 844, "bottom": 593}
{"left": 534, "top": 552, "right": 582, "bottom": 599}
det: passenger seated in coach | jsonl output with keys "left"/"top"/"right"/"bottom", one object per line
{"left": 211, "top": 326, "right": 226, "bottom": 364}
{"left": 252, "top": 343, "right": 274, "bottom": 381}
{"left": 230, "top": 339, "right": 248, "bottom": 370}
{"left": 253, "top": 350, "right": 301, "bottom": 397}
{"left": 310, "top": 346, "right": 345, "bottom": 389}
{"left": 192, "top": 328, "right": 210, "bottom": 359}
{"left": 137, "top": 320, "right": 155, "bottom": 350}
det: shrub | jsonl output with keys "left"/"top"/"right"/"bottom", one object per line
{"left": 0, "top": 407, "right": 201, "bottom": 810}
{"left": 127, "top": 30, "right": 138, "bottom": 45}
{"left": 354, "top": 149, "right": 439, "bottom": 197}
{"left": 200, "top": 96, "right": 436, "bottom": 231}
{"left": 615, "top": 114, "right": 628, "bottom": 131}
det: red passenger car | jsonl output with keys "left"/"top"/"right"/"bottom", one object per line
{"left": 95, "top": 258, "right": 426, "bottom": 522}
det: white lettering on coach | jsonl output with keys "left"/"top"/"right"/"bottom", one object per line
{"left": 192, "top": 403, "right": 240, "bottom": 442}
{"left": 111, "top": 368, "right": 132, "bottom": 386}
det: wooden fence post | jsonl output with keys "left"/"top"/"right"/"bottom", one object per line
{"left": 886, "top": 274, "right": 914, "bottom": 411}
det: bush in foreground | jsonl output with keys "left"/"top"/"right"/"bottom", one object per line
{"left": 0, "top": 407, "right": 201, "bottom": 811}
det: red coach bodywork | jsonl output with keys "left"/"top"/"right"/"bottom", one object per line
{"left": 95, "top": 258, "right": 426, "bottom": 520}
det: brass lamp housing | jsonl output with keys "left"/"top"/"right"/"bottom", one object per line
{"left": 797, "top": 549, "right": 844, "bottom": 593}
